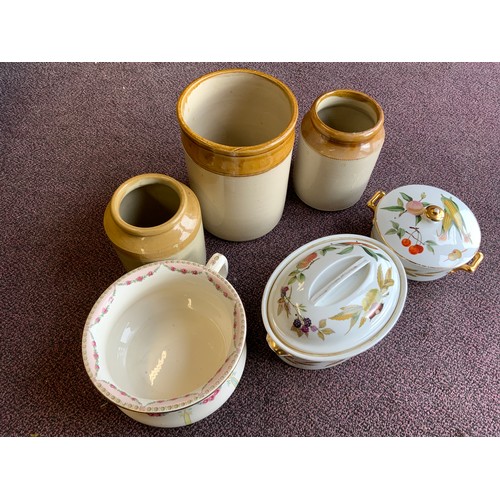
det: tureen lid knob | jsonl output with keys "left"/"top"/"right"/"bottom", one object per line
{"left": 425, "top": 205, "right": 445, "bottom": 222}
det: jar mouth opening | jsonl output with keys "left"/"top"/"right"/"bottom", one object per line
{"left": 311, "top": 90, "right": 384, "bottom": 142}
{"left": 177, "top": 68, "right": 299, "bottom": 156}
{"left": 110, "top": 175, "right": 185, "bottom": 236}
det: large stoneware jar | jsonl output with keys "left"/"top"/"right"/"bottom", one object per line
{"left": 103, "top": 173, "right": 206, "bottom": 271}
{"left": 177, "top": 69, "right": 298, "bottom": 241}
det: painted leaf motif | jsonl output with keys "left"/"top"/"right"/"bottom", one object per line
{"left": 362, "top": 246, "right": 378, "bottom": 260}
{"left": 329, "top": 305, "right": 363, "bottom": 321}
{"left": 359, "top": 316, "right": 367, "bottom": 328}
{"left": 391, "top": 221, "right": 400, "bottom": 229}
{"left": 376, "top": 253, "right": 390, "bottom": 262}
{"left": 400, "top": 192, "right": 413, "bottom": 202}
{"left": 362, "top": 289, "right": 381, "bottom": 311}
{"left": 385, "top": 267, "right": 392, "bottom": 283}
{"left": 320, "top": 245, "right": 338, "bottom": 255}
{"left": 319, "top": 319, "right": 327, "bottom": 329}
{"left": 349, "top": 313, "right": 361, "bottom": 331}
{"left": 425, "top": 240, "right": 437, "bottom": 254}
{"left": 385, "top": 228, "right": 397, "bottom": 235}
{"left": 382, "top": 279, "right": 395, "bottom": 289}
{"left": 277, "top": 300, "right": 284, "bottom": 316}
{"left": 338, "top": 245, "right": 354, "bottom": 255}
{"left": 318, "top": 331, "right": 325, "bottom": 341}
{"left": 415, "top": 215, "right": 422, "bottom": 225}
{"left": 382, "top": 205, "right": 405, "bottom": 212}
{"left": 397, "top": 197, "right": 404, "bottom": 207}
{"left": 321, "top": 328, "right": 334, "bottom": 335}
{"left": 377, "top": 266, "right": 384, "bottom": 289}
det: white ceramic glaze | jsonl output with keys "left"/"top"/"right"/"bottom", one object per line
{"left": 177, "top": 69, "right": 298, "bottom": 241}
{"left": 293, "top": 90, "right": 385, "bottom": 211}
{"left": 82, "top": 254, "right": 246, "bottom": 427}
{"left": 368, "top": 184, "right": 483, "bottom": 281}
{"left": 119, "top": 344, "right": 247, "bottom": 427}
{"left": 262, "top": 234, "right": 407, "bottom": 369}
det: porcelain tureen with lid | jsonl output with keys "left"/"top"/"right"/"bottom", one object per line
{"left": 367, "top": 184, "right": 483, "bottom": 281}
{"left": 261, "top": 234, "right": 407, "bottom": 370}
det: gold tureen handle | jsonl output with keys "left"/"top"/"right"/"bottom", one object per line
{"left": 367, "top": 190, "right": 386, "bottom": 212}
{"left": 451, "top": 251, "right": 484, "bottom": 274}
{"left": 266, "top": 335, "right": 291, "bottom": 357}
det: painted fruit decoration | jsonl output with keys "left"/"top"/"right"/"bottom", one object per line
{"left": 277, "top": 242, "right": 395, "bottom": 340}
{"left": 438, "top": 194, "right": 473, "bottom": 243}
{"left": 381, "top": 191, "right": 437, "bottom": 255}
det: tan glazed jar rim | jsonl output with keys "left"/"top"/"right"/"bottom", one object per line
{"left": 176, "top": 68, "right": 299, "bottom": 158}
{"left": 109, "top": 173, "right": 193, "bottom": 237}
{"left": 310, "top": 89, "right": 384, "bottom": 144}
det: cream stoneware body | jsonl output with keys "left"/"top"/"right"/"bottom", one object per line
{"left": 367, "top": 184, "right": 483, "bottom": 281}
{"left": 82, "top": 254, "right": 247, "bottom": 428}
{"left": 262, "top": 234, "right": 407, "bottom": 370}
{"left": 177, "top": 69, "right": 298, "bottom": 241}
{"left": 293, "top": 90, "right": 385, "bottom": 211}
{"left": 103, "top": 173, "right": 206, "bottom": 271}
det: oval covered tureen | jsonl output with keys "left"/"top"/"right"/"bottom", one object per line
{"left": 261, "top": 234, "right": 407, "bottom": 370}
{"left": 367, "top": 184, "right": 483, "bottom": 281}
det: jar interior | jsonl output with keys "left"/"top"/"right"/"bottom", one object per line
{"left": 317, "top": 95, "right": 378, "bottom": 133}
{"left": 119, "top": 183, "right": 180, "bottom": 228}
{"left": 182, "top": 72, "right": 294, "bottom": 147}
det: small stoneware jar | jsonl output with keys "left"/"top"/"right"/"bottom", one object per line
{"left": 103, "top": 173, "right": 206, "bottom": 271}
{"left": 176, "top": 68, "right": 298, "bottom": 241}
{"left": 367, "top": 184, "right": 484, "bottom": 281}
{"left": 293, "top": 89, "right": 385, "bottom": 211}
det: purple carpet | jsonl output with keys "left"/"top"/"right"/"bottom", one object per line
{"left": 1, "top": 62, "right": 499, "bottom": 436}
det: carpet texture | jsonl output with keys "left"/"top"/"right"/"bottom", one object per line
{"left": 1, "top": 62, "right": 499, "bottom": 437}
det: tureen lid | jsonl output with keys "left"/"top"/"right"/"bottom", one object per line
{"left": 371, "top": 184, "right": 481, "bottom": 270}
{"left": 262, "top": 234, "right": 407, "bottom": 359}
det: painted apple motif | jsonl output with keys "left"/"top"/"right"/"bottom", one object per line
{"left": 406, "top": 200, "right": 425, "bottom": 216}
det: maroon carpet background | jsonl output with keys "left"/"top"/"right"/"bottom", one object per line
{"left": 1, "top": 62, "right": 499, "bottom": 437}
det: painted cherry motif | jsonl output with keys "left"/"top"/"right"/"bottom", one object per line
{"left": 382, "top": 191, "right": 438, "bottom": 256}
{"left": 386, "top": 221, "right": 435, "bottom": 255}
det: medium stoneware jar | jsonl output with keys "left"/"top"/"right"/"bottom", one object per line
{"left": 176, "top": 68, "right": 298, "bottom": 241}
{"left": 103, "top": 173, "right": 206, "bottom": 271}
{"left": 293, "top": 89, "right": 385, "bottom": 211}
{"left": 367, "top": 184, "right": 484, "bottom": 281}
{"left": 261, "top": 234, "right": 407, "bottom": 370}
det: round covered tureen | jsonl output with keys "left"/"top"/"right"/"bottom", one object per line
{"left": 367, "top": 184, "right": 483, "bottom": 281}
{"left": 261, "top": 234, "right": 407, "bottom": 370}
